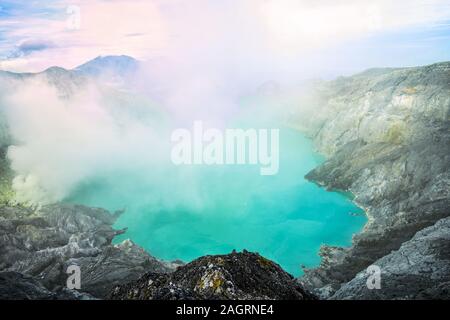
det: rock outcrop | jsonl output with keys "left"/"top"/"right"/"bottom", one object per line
{"left": 332, "top": 217, "right": 450, "bottom": 300}
{"left": 296, "top": 62, "right": 450, "bottom": 298}
{"left": 110, "top": 250, "right": 316, "bottom": 300}
{"left": 0, "top": 204, "right": 173, "bottom": 299}
{"left": 0, "top": 271, "right": 95, "bottom": 300}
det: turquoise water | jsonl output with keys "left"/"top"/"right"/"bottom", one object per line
{"left": 67, "top": 127, "right": 366, "bottom": 276}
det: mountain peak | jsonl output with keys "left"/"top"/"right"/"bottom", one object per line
{"left": 43, "top": 66, "right": 69, "bottom": 73}
{"left": 86, "top": 55, "right": 136, "bottom": 63}
{"left": 74, "top": 55, "right": 139, "bottom": 77}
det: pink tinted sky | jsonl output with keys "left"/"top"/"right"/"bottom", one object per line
{"left": 0, "top": 0, "right": 449, "bottom": 76}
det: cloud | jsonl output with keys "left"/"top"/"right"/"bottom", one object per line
{"left": 257, "top": 0, "right": 450, "bottom": 53}
{"left": 18, "top": 39, "right": 54, "bottom": 53}
{"left": 0, "top": 0, "right": 449, "bottom": 73}
{"left": 5, "top": 39, "right": 55, "bottom": 60}
{"left": 3, "top": 77, "right": 169, "bottom": 204}
{"left": 0, "top": 0, "right": 168, "bottom": 71}
{"left": 2, "top": 76, "right": 222, "bottom": 210}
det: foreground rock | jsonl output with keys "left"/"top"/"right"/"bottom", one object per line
{"left": 0, "top": 204, "right": 173, "bottom": 299}
{"left": 110, "top": 250, "right": 316, "bottom": 300}
{"left": 296, "top": 62, "right": 450, "bottom": 298}
{"left": 0, "top": 271, "right": 94, "bottom": 300}
{"left": 332, "top": 217, "right": 450, "bottom": 299}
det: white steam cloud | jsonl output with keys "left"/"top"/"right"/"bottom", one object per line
{"left": 3, "top": 79, "right": 172, "bottom": 205}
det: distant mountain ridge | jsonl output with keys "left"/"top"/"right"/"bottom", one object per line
{"left": 74, "top": 55, "right": 139, "bottom": 77}
{"left": 0, "top": 55, "right": 139, "bottom": 77}
{"left": 0, "top": 55, "right": 142, "bottom": 149}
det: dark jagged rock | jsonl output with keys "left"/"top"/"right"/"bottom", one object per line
{"left": 0, "top": 271, "right": 57, "bottom": 300}
{"left": 0, "top": 204, "right": 173, "bottom": 299}
{"left": 110, "top": 250, "right": 316, "bottom": 300}
{"left": 0, "top": 271, "right": 94, "bottom": 300}
{"left": 331, "top": 217, "right": 450, "bottom": 300}
{"left": 296, "top": 61, "right": 450, "bottom": 299}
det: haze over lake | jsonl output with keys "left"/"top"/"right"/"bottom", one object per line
{"left": 68, "top": 125, "right": 366, "bottom": 276}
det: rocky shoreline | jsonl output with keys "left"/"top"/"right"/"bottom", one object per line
{"left": 296, "top": 62, "right": 450, "bottom": 299}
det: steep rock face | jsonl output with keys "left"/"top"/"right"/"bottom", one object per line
{"left": 296, "top": 63, "right": 450, "bottom": 156}
{"left": 0, "top": 204, "right": 173, "bottom": 299}
{"left": 331, "top": 217, "right": 450, "bottom": 300}
{"left": 110, "top": 251, "right": 316, "bottom": 300}
{"left": 297, "top": 62, "right": 450, "bottom": 298}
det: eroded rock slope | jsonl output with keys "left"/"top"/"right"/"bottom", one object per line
{"left": 0, "top": 204, "right": 172, "bottom": 298}
{"left": 296, "top": 62, "right": 450, "bottom": 298}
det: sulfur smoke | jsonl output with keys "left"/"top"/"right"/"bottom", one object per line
{"left": 2, "top": 0, "right": 446, "bottom": 207}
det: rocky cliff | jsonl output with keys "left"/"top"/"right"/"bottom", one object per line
{"left": 296, "top": 62, "right": 450, "bottom": 299}
{"left": 0, "top": 204, "right": 174, "bottom": 299}
{"left": 331, "top": 217, "right": 450, "bottom": 299}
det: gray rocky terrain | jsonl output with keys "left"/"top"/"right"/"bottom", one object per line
{"left": 295, "top": 62, "right": 450, "bottom": 299}
{"left": 0, "top": 203, "right": 173, "bottom": 299}
{"left": 331, "top": 217, "right": 450, "bottom": 299}
{"left": 0, "top": 271, "right": 95, "bottom": 300}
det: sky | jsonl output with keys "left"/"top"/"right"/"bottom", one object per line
{"left": 0, "top": 0, "right": 450, "bottom": 78}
